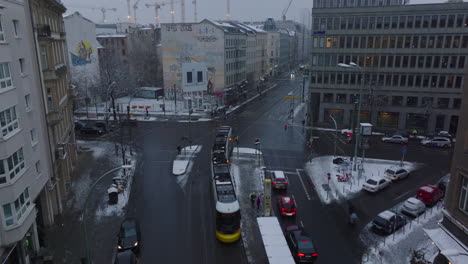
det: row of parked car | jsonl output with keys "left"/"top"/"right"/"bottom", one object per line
{"left": 381, "top": 131, "right": 454, "bottom": 148}
{"left": 371, "top": 182, "right": 446, "bottom": 235}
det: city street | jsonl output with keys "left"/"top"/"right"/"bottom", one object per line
{"left": 92, "top": 75, "right": 453, "bottom": 263}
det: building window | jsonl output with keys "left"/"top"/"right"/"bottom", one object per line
{"left": 30, "top": 128, "right": 37, "bottom": 143}
{"left": 456, "top": 14, "right": 463, "bottom": 27}
{"left": 407, "top": 16, "right": 414, "bottom": 28}
{"left": 453, "top": 98, "right": 461, "bottom": 109}
{"left": 431, "top": 15, "right": 438, "bottom": 28}
{"left": 25, "top": 94, "right": 31, "bottom": 110}
{"left": 460, "top": 177, "right": 468, "bottom": 215}
{"left": 391, "top": 16, "right": 398, "bottom": 29}
{"left": 377, "top": 17, "right": 383, "bottom": 29}
{"left": 18, "top": 58, "right": 25, "bottom": 74}
{"left": 0, "top": 106, "right": 18, "bottom": 137}
{"left": 415, "top": 16, "right": 422, "bottom": 28}
{"left": 0, "top": 15, "right": 4, "bottom": 42}
{"left": 336, "top": 94, "right": 347, "bottom": 104}
{"left": 453, "top": 36, "right": 460, "bottom": 48}
{"left": 186, "top": 72, "right": 192, "bottom": 84}
{"left": 392, "top": 96, "right": 403, "bottom": 106}
{"left": 6, "top": 148, "right": 24, "bottom": 180}
{"left": 197, "top": 71, "right": 203, "bottom": 83}
{"left": 40, "top": 46, "right": 48, "bottom": 69}
{"left": 455, "top": 76, "right": 462, "bottom": 88}
{"left": 12, "top": 19, "right": 19, "bottom": 37}
{"left": 439, "top": 76, "right": 446, "bottom": 88}
{"left": 459, "top": 56, "right": 465, "bottom": 69}
{"left": 406, "top": 97, "right": 418, "bottom": 107}
{"left": 369, "top": 17, "right": 375, "bottom": 29}
{"left": 0, "top": 62, "right": 12, "bottom": 89}
{"left": 445, "top": 36, "right": 452, "bottom": 48}
{"left": 323, "top": 93, "right": 333, "bottom": 103}
{"left": 35, "top": 161, "right": 41, "bottom": 174}
{"left": 423, "top": 15, "right": 430, "bottom": 28}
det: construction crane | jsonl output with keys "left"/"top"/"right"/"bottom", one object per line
{"left": 226, "top": 0, "right": 231, "bottom": 20}
{"left": 192, "top": 0, "right": 198, "bottom": 22}
{"left": 133, "top": 0, "right": 142, "bottom": 24}
{"left": 66, "top": 4, "right": 117, "bottom": 23}
{"left": 282, "top": 0, "right": 293, "bottom": 21}
{"left": 146, "top": 1, "right": 181, "bottom": 27}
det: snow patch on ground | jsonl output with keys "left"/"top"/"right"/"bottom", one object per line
{"left": 173, "top": 160, "right": 189, "bottom": 175}
{"left": 234, "top": 147, "right": 263, "bottom": 155}
{"left": 95, "top": 187, "right": 131, "bottom": 218}
{"left": 304, "top": 155, "right": 423, "bottom": 204}
{"left": 172, "top": 145, "right": 202, "bottom": 189}
{"left": 361, "top": 204, "right": 443, "bottom": 264}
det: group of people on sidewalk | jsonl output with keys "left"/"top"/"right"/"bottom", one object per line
{"left": 249, "top": 192, "right": 263, "bottom": 210}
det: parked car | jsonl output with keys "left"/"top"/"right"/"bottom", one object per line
{"left": 271, "top": 170, "right": 288, "bottom": 190}
{"left": 420, "top": 137, "right": 452, "bottom": 148}
{"left": 401, "top": 197, "right": 426, "bottom": 217}
{"left": 114, "top": 250, "right": 137, "bottom": 264}
{"left": 381, "top": 135, "right": 408, "bottom": 144}
{"left": 117, "top": 218, "right": 141, "bottom": 253}
{"left": 372, "top": 210, "right": 407, "bottom": 235}
{"left": 437, "top": 131, "right": 453, "bottom": 141}
{"left": 80, "top": 125, "right": 104, "bottom": 136}
{"left": 285, "top": 225, "right": 318, "bottom": 263}
{"left": 362, "top": 177, "right": 391, "bottom": 193}
{"left": 74, "top": 120, "right": 87, "bottom": 131}
{"left": 332, "top": 157, "right": 350, "bottom": 165}
{"left": 384, "top": 166, "right": 409, "bottom": 181}
{"left": 277, "top": 195, "right": 297, "bottom": 217}
{"left": 416, "top": 185, "right": 445, "bottom": 207}
{"left": 94, "top": 121, "right": 109, "bottom": 133}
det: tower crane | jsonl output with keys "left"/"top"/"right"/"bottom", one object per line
{"left": 66, "top": 4, "right": 117, "bottom": 23}
{"left": 226, "top": 0, "right": 231, "bottom": 20}
{"left": 133, "top": 0, "right": 142, "bottom": 24}
{"left": 146, "top": 1, "right": 181, "bottom": 27}
{"left": 282, "top": 0, "right": 293, "bottom": 21}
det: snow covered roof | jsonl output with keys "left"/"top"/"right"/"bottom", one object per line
{"left": 420, "top": 185, "right": 436, "bottom": 193}
{"left": 378, "top": 210, "right": 395, "bottom": 220}
{"left": 425, "top": 227, "right": 468, "bottom": 264}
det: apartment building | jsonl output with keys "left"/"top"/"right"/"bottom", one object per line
{"left": 263, "top": 19, "right": 280, "bottom": 77}
{"left": 0, "top": 0, "right": 58, "bottom": 262}
{"left": 161, "top": 19, "right": 247, "bottom": 108}
{"left": 279, "top": 29, "right": 291, "bottom": 73}
{"left": 31, "top": 0, "right": 77, "bottom": 207}
{"left": 309, "top": 0, "right": 468, "bottom": 134}
{"left": 425, "top": 69, "right": 468, "bottom": 264}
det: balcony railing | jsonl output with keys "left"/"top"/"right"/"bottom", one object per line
{"left": 36, "top": 24, "right": 51, "bottom": 37}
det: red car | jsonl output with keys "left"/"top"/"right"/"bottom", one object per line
{"left": 277, "top": 195, "right": 297, "bottom": 216}
{"left": 416, "top": 185, "right": 445, "bottom": 207}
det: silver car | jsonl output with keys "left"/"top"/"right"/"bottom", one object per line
{"left": 401, "top": 197, "right": 426, "bottom": 217}
{"left": 420, "top": 137, "right": 452, "bottom": 148}
{"left": 384, "top": 167, "right": 409, "bottom": 181}
{"left": 381, "top": 135, "right": 408, "bottom": 144}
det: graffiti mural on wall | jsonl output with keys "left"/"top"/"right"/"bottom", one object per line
{"left": 71, "top": 41, "right": 94, "bottom": 66}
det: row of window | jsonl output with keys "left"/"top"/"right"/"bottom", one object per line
{"left": 226, "top": 72, "right": 246, "bottom": 86}
{"left": 225, "top": 38, "right": 246, "bottom": 47}
{"left": 322, "top": 93, "right": 461, "bottom": 109}
{"left": 186, "top": 71, "right": 204, "bottom": 84}
{"left": 225, "top": 49, "right": 246, "bottom": 59}
{"left": 313, "top": 35, "right": 468, "bottom": 50}
{"left": 313, "top": 0, "right": 403, "bottom": 9}
{"left": 312, "top": 54, "right": 466, "bottom": 70}
{"left": 226, "top": 61, "right": 246, "bottom": 73}
{"left": 313, "top": 13, "right": 468, "bottom": 31}
{"left": 2, "top": 187, "right": 30, "bottom": 227}
{"left": 0, "top": 147, "right": 25, "bottom": 185}
{"left": 311, "top": 72, "right": 464, "bottom": 89}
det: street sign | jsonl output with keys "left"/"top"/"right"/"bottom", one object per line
{"left": 284, "top": 96, "right": 301, "bottom": 100}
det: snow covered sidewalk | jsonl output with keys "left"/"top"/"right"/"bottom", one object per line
{"left": 172, "top": 145, "right": 202, "bottom": 176}
{"left": 304, "top": 155, "right": 423, "bottom": 204}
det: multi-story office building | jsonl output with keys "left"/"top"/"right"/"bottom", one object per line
{"left": 279, "top": 29, "right": 291, "bottom": 73}
{"left": 161, "top": 20, "right": 247, "bottom": 108}
{"left": 31, "top": 0, "right": 77, "bottom": 207}
{"left": 263, "top": 19, "right": 280, "bottom": 77}
{"left": 0, "top": 0, "right": 59, "bottom": 262}
{"left": 425, "top": 68, "right": 468, "bottom": 264}
{"left": 310, "top": 0, "right": 468, "bottom": 134}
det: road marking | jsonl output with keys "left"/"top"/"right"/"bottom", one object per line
{"left": 296, "top": 169, "right": 311, "bottom": 201}
{"left": 393, "top": 190, "right": 411, "bottom": 201}
{"left": 300, "top": 220, "right": 304, "bottom": 228}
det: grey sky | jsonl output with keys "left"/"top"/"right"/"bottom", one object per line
{"left": 61, "top": 0, "right": 456, "bottom": 25}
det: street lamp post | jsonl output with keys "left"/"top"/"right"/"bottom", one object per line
{"left": 82, "top": 165, "right": 132, "bottom": 264}
{"left": 338, "top": 62, "right": 364, "bottom": 171}
{"left": 329, "top": 113, "right": 338, "bottom": 157}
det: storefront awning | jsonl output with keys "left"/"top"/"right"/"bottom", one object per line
{"left": 424, "top": 227, "right": 468, "bottom": 264}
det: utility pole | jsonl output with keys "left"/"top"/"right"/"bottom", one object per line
{"left": 174, "top": 84, "right": 177, "bottom": 113}
{"left": 111, "top": 91, "right": 117, "bottom": 122}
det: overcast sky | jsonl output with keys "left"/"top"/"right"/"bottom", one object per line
{"left": 61, "top": 0, "right": 456, "bottom": 25}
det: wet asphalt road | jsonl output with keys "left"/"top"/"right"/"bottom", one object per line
{"left": 119, "top": 75, "right": 451, "bottom": 264}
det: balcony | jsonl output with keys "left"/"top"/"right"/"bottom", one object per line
{"left": 43, "top": 64, "right": 67, "bottom": 81}
{"left": 36, "top": 24, "right": 51, "bottom": 38}
{"left": 47, "top": 110, "right": 63, "bottom": 126}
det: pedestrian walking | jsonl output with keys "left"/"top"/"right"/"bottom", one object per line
{"left": 256, "top": 196, "right": 261, "bottom": 210}
{"left": 249, "top": 192, "right": 256, "bottom": 206}
{"left": 284, "top": 124, "right": 288, "bottom": 131}
{"left": 177, "top": 145, "right": 182, "bottom": 155}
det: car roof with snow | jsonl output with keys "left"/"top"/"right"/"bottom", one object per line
{"left": 378, "top": 210, "right": 395, "bottom": 220}
{"left": 419, "top": 185, "right": 437, "bottom": 193}
{"left": 367, "top": 176, "right": 385, "bottom": 182}
{"left": 406, "top": 197, "right": 422, "bottom": 204}
{"left": 280, "top": 196, "right": 293, "bottom": 204}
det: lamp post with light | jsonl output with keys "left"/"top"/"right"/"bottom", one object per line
{"left": 338, "top": 62, "right": 364, "bottom": 172}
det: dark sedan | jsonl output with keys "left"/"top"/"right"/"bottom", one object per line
{"left": 80, "top": 125, "right": 104, "bottom": 136}
{"left": 285, "top": 225, "right": 318, "bottom": 263}
{"left": 117, "top": 218, "right": 141, "bottom": 254}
